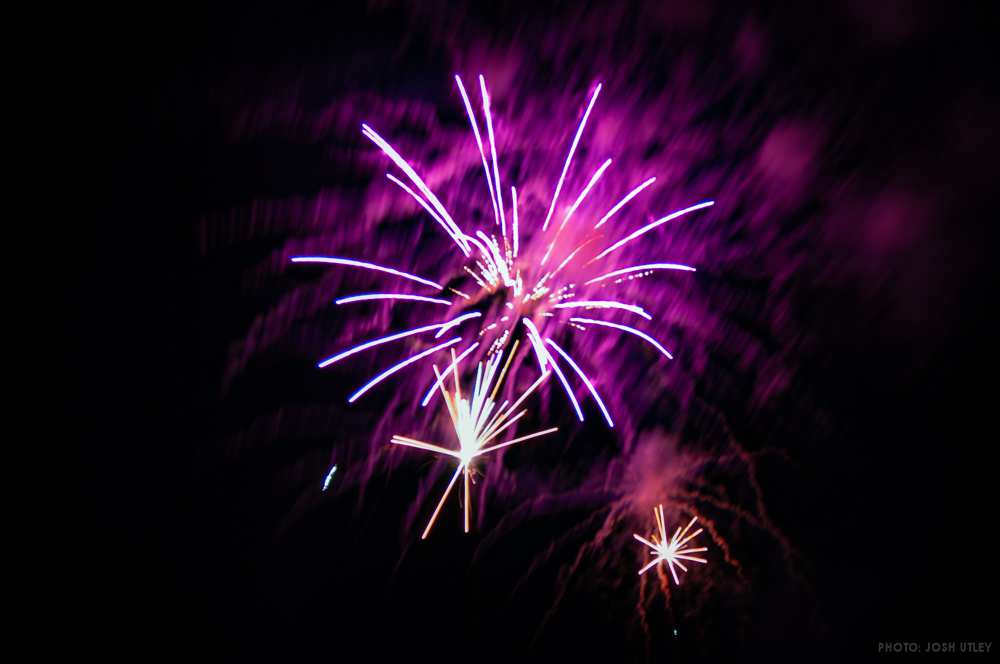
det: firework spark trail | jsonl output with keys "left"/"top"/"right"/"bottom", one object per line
{"left": 419, "top": 341, "right": 481, "bottom": 406}
{"left": 544, "top": 338, "right": 614, "bottom": 428}
{"left": 553, "top": 300, "right": 652, "bottom": 320}
{"left": 680, "top": 505, "right": 744, "bottom": 578}
{"left": 455, "top": 74, "right": 500, "bottom": 230}
{"left": 541, "top": 157, "right": 613, "bottom": 264}
{"left": 594, "top": 177, "right": 657, "bottom": 229}
{"left": 511, "top": 185, "right": 519, "bottom": 258}
{"left": 480, "top": 74, "right": 507, "bottom": 237}
{"left": 522, "top": 317, "right": 584, "bottom": 421}
{"left": 360, "top": 123, "right": 471, "bottom": 255}
{"left": 321, "top": 465, "right": 337, "bottom": 491}
{"left": 335, "top": 293, "right": 453, "bottom": 306}
{"left": 531, "top": 500, "right": 624, "bottom": 644}
{"left": 521, "top": 317, "right": 551, "bottom": 373}
{"left": 347, "top": 336, "right": 462, "bottom": 403}
{"left": 291, "top": 256, "right": 443, "bottom": 289}
{"left": 433, "top": 311, "right": 482, "bottom": 338}
{"left": 391, "top": 344, "right": 557, "bottom": 538}
{"left": 692, "top": 395, "right": 800, "bottom": 572}
{"left": 384, "top": 173, "right": 459, "bottom": 245}
{"left": 542, "top": 83, "right": 602, "bottom": 231}
{"left": 315, "top": 313, "right": 480, "bottom": 369}
{"left": 594, "top": 200, "right": 716, "bottom": 260}
{"left": 584, "top": 263, "right": 696, "bottom": 286}
{"left": 569, "top": 317, "right": 674, "bottom": 360}
{"left": 636, "top": 565, "right": 652, "bottom": 650}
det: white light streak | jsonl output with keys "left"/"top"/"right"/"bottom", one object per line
{"left": 545, "top": 338, "right": 614, "bottom": 428}
{"left": 290, "top": 256, "right": 443, "bottom": 290}
{"left": 419, "top": 342, "right": 481, "bottom": 407}
{"left": 480, "top": 75, "right": 507, "bottom": 237}
{"left": 433, "top": 311, "right": 482, "bottom": 339}
{"left": 554, "top": 300, "right": 652, "bottom": 320}
{"left": 385, "top": 173, "right": 466, "bottom": 251}
{"left": 584, "top": 263, "right": 695, "bottom": 285}
{"left": 455, "top": 75, "right": 500, "bottom": 229}
{"left": 335, "top": 293, "right": 452, "bottom": 306}
{"left": 318, "top": 313, "right": 479, "bottom": 368}
{"left": 347, "top": 337, "right": 462, "bottom": 403}
{"left": 593, "top": 177, "right": 657, "bottom": 229}
{"left": 568, "top": 317, "right": 673, "bottom": 359}
{"left": 322, "top": 465, "right": 337, "bottom": 491}
{"left": 542, "top": 83, "right": 602, "bottom": 231}
{"left": 523, "top": 318, "right": 583, "bottom": 421}
{"left": 595, "top": 200, "right": 714, "bottom": 259}
{"left": 361, "top": 123, "right": 471, "bottom": 255}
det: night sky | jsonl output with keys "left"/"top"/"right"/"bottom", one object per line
{"left": 73, "top": 2, "right": 997, "bottom": 661}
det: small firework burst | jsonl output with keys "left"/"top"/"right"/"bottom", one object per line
{"left": 391, "top": 341, "right": 558, "bottom": 538}
{"left": 633, "top": 504, "right": 708, "bottom": 585}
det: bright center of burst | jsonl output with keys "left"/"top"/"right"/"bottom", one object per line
{"left": 455, "top": 405, "right": 481, "bottom": 468}
{"left": 454, "top": 284, "right": 549, "bottom": 353}
{"left": 458, "top": 449, "right": 475, "bottom": 468}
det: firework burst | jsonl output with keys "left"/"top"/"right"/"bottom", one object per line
{"left": 633, "top": 504, "right": 708, "bottom": 585}
{"left": 391, "top": 341, "right": 558, "bottom": 538}
{"left": 290, "top": 74, "right": 713, "bottom": 426}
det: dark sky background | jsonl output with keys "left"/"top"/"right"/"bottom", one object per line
{"left": 72, "top": 1, "right": 997, "bottom": 661}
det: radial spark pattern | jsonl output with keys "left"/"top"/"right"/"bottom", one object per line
{"left": 289, "top": 74, "right": 712, "bottom": 430}
{"left": 391, "top": 342, "right": 557, "bottom": 538}
{"left": 633, "top": 505, "right": 708, "bottom": 585}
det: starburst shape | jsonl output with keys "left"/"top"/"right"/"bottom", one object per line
{"left": 391, "top": 341, "right": 557, "bottom": 538}
{"left": 633, "top": 504, "right": 708, "bottom": 584}
{"left": 290, "top": 74, "right": 712, "bottom": 427}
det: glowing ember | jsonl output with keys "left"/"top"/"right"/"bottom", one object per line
{"left": 633, "top": 505, "right": 708, "bottom": 585}
{"left": 321, "top": 465, "right": 337, "bottom": 491}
